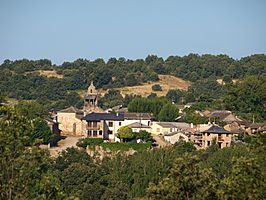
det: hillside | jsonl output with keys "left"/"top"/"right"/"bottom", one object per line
{"left": 100, "top": 75, "right": 190, "bottom": 97}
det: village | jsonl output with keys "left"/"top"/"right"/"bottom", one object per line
{"left": 46, "top": 81, "right": 266, "bottom": 156}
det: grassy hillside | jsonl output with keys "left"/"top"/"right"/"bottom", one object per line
{"left": 99, "top": 75, "right": 190, "bottom": 97}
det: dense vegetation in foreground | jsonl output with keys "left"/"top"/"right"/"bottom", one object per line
{"left": 0, "top": 104, "right": 265, "bottom": 200}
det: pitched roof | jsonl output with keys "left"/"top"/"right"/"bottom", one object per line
{"left": 123, "top": 112, "right": 154, "bottom": 120}
{"left": 156, "top": 122, "right": 177, "bottom": 128}
{"left": 58, "top": 106, "right": 83, "bottom": 114}
{"left": 127, "top": 122, "right": 151, "bottom": 129}
{"left": 202, "top": 125, "right": 231, "bottom": 134}
{"left": 208, "top": 110, "right": 232, "bottom": 120}
{"left": 83, "top": 112, "right": 124, "bottom": 121}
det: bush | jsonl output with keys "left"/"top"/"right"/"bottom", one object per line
{"left": 101, "top": 141, "right": 152, "bottom": 152}
{"left": 77, "top": 138, "right": 104, "bottom": 148}
{"left": 152, "top": 84, "right": 162, "bottom": 91}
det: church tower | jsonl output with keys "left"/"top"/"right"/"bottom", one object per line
{"left": 84, "top": 81, "right": 99, "bottom": 113}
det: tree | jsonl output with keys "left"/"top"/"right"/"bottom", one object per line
{"left": 117, "top": 126, "right": 134, "bottom": 142}
{"left": 0, "top": 106, "right": 65, "bottom": 199}
{"left": 166, "top": 89, "right": 184, "bottom": 104}
{"left": 147, "top": 155, "right": 218, "bottom": 200}
{"left": 31, "top": 118, "right": 52, "bottom": 144}
{"left": 133, "top": 130, "right": 152, "bottom": 142}
{"left": 218, "top": 157, "right": 266, "bottom": 200}
{"left": 14, "top": 101, "right": 49, "bottom": 120}
{"left": 225, "top": 75, "right": 266, "bottom": 121}
{"left": 158, "top": 103, "right": 178, "bottom": 122}
{"left": 152, "top": 84, "right": 162, "bottom": 91}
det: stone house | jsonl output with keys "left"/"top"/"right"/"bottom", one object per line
{"left": 201, "top": 125, "right": 237, "bottom": 149}
{"left": 164, "top": 132, "right": 189, "bottom": 144}
{"left": 208, "top": 110, "right": 241, "bottom": 124}
{"left": 57, "top": 106, "right": 85, "bottom": 136}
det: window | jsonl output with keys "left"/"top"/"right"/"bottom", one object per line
{"left": 108, "top": 130, "right": 113, "bottom": 135}
{"left": 148, "top": 121, "right": 150, "bottom": 126}
{"left": 93, "top": 131, "right": 97, "bottom": 137}
{"left": 108, "top": 122, "right": 113, "bottom": 127}
{"left": 88, "top": 130, "right": 92, "bottom": 137}
{"left": 99, "top": 130, "right": 102, "bottom": 135}
{"left": 119, "top": 122, "right": 122, "bottom": 126}
{"left": 207, "top": 141, "right": 211, "bottom": 146}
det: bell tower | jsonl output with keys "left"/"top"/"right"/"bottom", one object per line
{"left": 84, "top": 81, "right": 98, "bottom": 112}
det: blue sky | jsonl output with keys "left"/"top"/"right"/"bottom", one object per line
{"left": 0, "top": 0, "right": 265, "bottom": 64}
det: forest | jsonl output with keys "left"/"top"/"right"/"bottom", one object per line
{"left": 0, "top": 54, "right": 266, "bottom": 121}
{"left": 0, "top": 103, "right": 265, "bottom": 199}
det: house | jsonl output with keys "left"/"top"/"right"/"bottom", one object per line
{"left": 57, "top": 106, "right": 85, "bottom": 136}
{"left": 164, "top": 132, "right": 189, "bottom": 144}
{"left": 201, "top": 125, "right": 237, "bottom": 149}
{"left": 151, "top": 122, "right": 191, "bottom": 135}
{"left": 82, "top": 112, "right": 124, "bottom": 141}
{"left": 126, "top": 122, "right": 151, "bottom": 133}
{"left": 208, "top": 110, "right": 241, "bottom": 124}
{"left": 121, "top": 112, "right": 153, "bottom": 127}
{"left": 151, "top": 122, "right": 178, "bottom": 135}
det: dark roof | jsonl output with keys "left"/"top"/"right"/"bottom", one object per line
{"left": 123, "top": 112, "right": 153, "bottom": 120}
{"left": 83, "top": 112, "right": 124, "bottom": 121}
{"left": 202, "top": 125, "right": 231, "bottom": 134}
{"left": 127, "top": 122, "right": 151, "bottom": 129}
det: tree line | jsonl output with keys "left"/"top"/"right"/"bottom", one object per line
{"left": 1, "top": 54, "right": 265, "bottom": 120}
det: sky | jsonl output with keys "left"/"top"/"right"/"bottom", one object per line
{"left": 0, "top": 0, "right": 266, "bottom": 64}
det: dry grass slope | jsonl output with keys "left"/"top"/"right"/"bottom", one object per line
{"left": 100, "top": 75, "right": 191, "bottom": 97}
{"left": 38, "top": 70, "right": 64, "bottom": 79}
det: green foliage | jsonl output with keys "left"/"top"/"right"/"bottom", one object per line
{"left": 152, "top": 84, "right": 162, "bottom": 91}
{"left": 128, "top": 97, "right": 170, "bottom": 120}
{"left": 166, "top": 89, "right": 184, "bottom": 104}
{"left": 14, "top": 101, "right": 49, "bottom": 120}
{"left": 117, "top": 126, "right": 134, "bottom": 141}
{"left": 158, "top": 103, "right": 179, "bottom": 122}
{"left": 0, "top": 106, "right": 65, "bottom": 199}
{"left": 183, "top": 109, "right": 209, "bottom": 124}
{"left": 147, "top": 154, "right": 218, "bottom": 200}
{"left": 101, "top": 141, "right": 152, "bottom": 152}
{"left": 218, "top": 157, "right": 266, "bottom": 200}
{"left": 77, "top": 138, "right": 104, "bottom": 148}
{"left": 31, "top": 118, "right": 52, "bottom": 144}
{"left": 54, "top": 147, "right": 93, "bottom": 172}
{"left": 98, "top": 89, "right": 124, "bottom": 109}
{"left": 133, "top": 130, "right": 152, "bottom": 142}
{"left": 225, "top": 75, "right": 266, "bottom": 121}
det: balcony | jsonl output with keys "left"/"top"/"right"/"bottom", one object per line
{"left": 218, "top": 136, "right": 224, "bottom": 141}
{"left": 87, "top": 125, "right": 101, "bottom": 130}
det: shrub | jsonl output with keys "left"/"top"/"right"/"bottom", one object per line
{"left": 77, "top": 138, "right": 104, "bottom": 148}
{"left": 152, "top": 84, "right": 162, "bottom": 91}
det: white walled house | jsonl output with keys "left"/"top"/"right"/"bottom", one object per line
{"left": 121, "top": 112, "right": 153, "bottom": 127}
{"left": 82, "top": 112, "right": 124, "bottom": 141}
